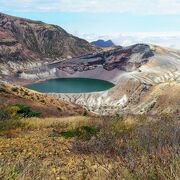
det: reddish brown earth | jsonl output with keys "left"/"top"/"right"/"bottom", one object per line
{"left": 0, "top": 83, "right": 85, "bottom": 117}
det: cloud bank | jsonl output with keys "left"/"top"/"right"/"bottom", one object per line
{"left": 79, "top": 32, "right": 180, "bottom": 49}
{"left": 1, "top": 0, "right": 180, "bottom": 15}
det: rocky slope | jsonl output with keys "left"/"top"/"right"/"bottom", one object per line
{"left": 0, "top": 12, "right": 97, "bottom": 82}
{"left": 19, "top": 44, "right": 180, "bottom": 115}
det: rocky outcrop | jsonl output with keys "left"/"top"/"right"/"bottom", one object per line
{"left": 56, "top": 44, "right": 154, "bottom": 73}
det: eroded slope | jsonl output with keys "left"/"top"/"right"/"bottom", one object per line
{"left": 0, "top": 12, "right": 97, "bottom": 82}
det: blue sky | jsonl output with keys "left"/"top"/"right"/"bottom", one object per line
{"left": 1, "top": 0, "right": 180, "bottom": 48}
{"left": 2, "top": 12, "right": 180, "bottom": 34}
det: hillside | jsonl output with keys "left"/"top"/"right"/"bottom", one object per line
{"left": 0, "top": 12, "right": 98, "bottom": 82}
{"left": 0, "top": 83, "right": 85, "bottom": 117}
{"left": 0, "top": 81, "right": 179, "bottom": 179}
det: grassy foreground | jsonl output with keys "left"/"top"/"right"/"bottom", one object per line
{"left": 0, "top": 114, "right": 180, "bottom": 179}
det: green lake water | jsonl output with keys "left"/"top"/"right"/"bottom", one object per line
{"left": 26, "top": 78, "right": 114, "bottom": 93}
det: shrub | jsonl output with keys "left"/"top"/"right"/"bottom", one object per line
{"left": 23, "top": 91, "right": 29, "bottom": 96}
{"left": 0, "top": 86, "right": 7, "bottom": 93}
{"left": 50, "top": 125, "right": 99, "bottom": 140}
{"left": 57, "top": 107, "right": 63, "bottom": 112}
{"left": 78, "top": 126, "right": 99, "bottom": 140}
{"left": 60, "top": 130, "right": 79, "bottom": 138}
{"left": 11, "top": 87, "right": 18, "bottom": 92}
{"left": 40, "top": 99, "right": 45, "bottom": 104}
{"left": 0, "top": 119, "right": 26, "bottom": 131}
{"left": 7, "top": 104, "right": 41, "bottom": 118}
{"left": 82, "top": 110, "right": 88, "bottom": 116}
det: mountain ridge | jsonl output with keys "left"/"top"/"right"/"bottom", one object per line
{"left": 0, "top": 12, "right": 98, "bottom": 82}
{"left": 0, "top": 12, "right": 97, "bottom": 58}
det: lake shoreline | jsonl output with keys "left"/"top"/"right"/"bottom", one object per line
{"left": 25, "top": 78, "right": 115, "bottom": 94}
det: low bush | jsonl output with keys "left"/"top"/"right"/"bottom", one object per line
{"left": 49, "top": 125, "right": 99, "bottom": 140}
{"left": 7, "top": 104, "right": 41, "bottom": 118}
{"left": 0, "top": 104, "right": 41, "bottom": 136}
{"left": 82, "top": 110, "right": 88, "bottom": 116}
{"left": 77, "top": 126, "right": 99, "bottom": 140}
{"left": 0, "top": 85, "right": 7, "bottom": 94}
{"left": 11, "top": 87, "right": 18, "bottom": 92}
{"left": 57, "top": 107, "right": 63, "bottom": 112}
{"left": 59, "top": 130, "right": 79, "bottom": 138}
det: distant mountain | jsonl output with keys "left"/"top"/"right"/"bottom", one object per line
{"left": 91, "top": 39, "right": 115, "bottom": 48}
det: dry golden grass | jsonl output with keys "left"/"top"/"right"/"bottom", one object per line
{"left": 0, "top": 114, "right": 180, "bottom": 179}
{"left": 22, "top": 116, "right": 92, "bottom": 129}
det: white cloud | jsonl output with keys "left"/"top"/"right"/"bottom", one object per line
{"left": 79, "top": 32, "right": 180, "bottom": 49}
{"left": 1, "top": 0, "right": 180, "bottom": 15}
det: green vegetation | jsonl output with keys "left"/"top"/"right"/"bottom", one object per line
{"left": 0, "top": 87, "right": 5, "bottom": 93}
{"left": 6, "top": 104, "right": 41, "bottom": 118}
{"left": 59, "top": 125, "right": 99, "bottom": 139}
{"left": 82, "top": 110, "right": 88, "bottom": 116}
{"left": 0, "top": 85, "right": 7, "bottom": 94}
{"left": 57, "top": 107, "right": 63, "bottom": 112}
{"left": 11, "top": 87, "right": 18, "bottom": 92}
